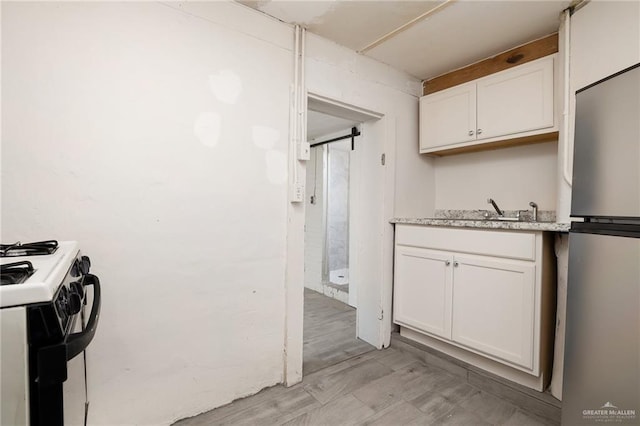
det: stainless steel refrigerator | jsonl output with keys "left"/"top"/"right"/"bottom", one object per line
{"left": 562, "top": 63, "right": 640, "bottom": 425}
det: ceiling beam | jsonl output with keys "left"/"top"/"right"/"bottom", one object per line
{"left": 358, "top": 0, "right": 457, "bottom": 54}
{"left": 422, "top": 33, "right": 559, "bottom": 95}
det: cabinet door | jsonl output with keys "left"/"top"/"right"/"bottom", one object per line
{"left": 476, "top": 56, "right": 554, "bottom": 140}
{"left": 451, "top": 255, "right": 535, "bottom": 369}
{"left": 419, "top": 82, "right": 476, "bottom": 151}
{"left": 393, "top": 246, "right": 453, "bottom": 339}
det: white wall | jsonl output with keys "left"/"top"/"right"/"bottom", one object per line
{"left": 304, "top": 34, "right": 432, "bottom": 218}
{"left": 570, "top": 1, "right": 640, "bottom": 91}
{"left": 434, "top": 141, "right": 559, "bottom": 211}
{"left": 1, "top": 2, "right": 293, "bottom": 424}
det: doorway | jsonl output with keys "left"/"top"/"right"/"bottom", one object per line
{"left": 326, "top": 140, "right": 350, "bottom": 296}
{"left": 305, "top": 136, "right": 352, "bottom": 306}
{"left": 302, "top": 97, "right": 383, "bottom": 374}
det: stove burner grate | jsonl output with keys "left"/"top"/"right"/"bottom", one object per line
{"left": 0, "top": 261, "right": 35, "bottom": 285}
{"left": 0, "top": 240, "right": 58, "bottom": 257}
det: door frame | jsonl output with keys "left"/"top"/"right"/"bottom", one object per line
{"left": 284, "top": 92, "right": 395, "bottom": 386}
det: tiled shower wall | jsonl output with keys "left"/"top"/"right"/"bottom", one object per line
{"left": 327, "top": 145, "right": 350, "bottom": 272}
{"left": 304, "top": 146, "right": 325, "bottom": 294}
{"left": 304, "top": 142, "right": 350, "bottom": 304}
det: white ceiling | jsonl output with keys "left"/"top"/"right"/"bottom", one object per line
{"left": 307, "top": 109, "right": 358, "bottom": 140}
{"left": 237, "top": 0, "right": 572, "bottom": 80}
{"left": 307, "top": 94, "right": 380, "bottom": 141}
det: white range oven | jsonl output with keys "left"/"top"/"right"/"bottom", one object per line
{"left": 0, "top": 240, "right": 101, "bottom": 426}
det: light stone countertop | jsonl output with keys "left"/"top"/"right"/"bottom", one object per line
{"left": 390, "top": 210, "right": 570, "bottom": 232}
{"left": 390, "top": 218, "right": 570, "bottom": 232}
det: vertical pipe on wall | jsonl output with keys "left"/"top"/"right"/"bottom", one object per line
{"left": 550, "top": 8, "right": 573, "bottom": 401}
{"left": 556, "top": 8, "right": 573, "bottom": 224}
{"left": 300, "top": 28, "right": 307, "bottom": 154}
{"left": 284, "top": 24, "right": 306, "bottom": 386}
{"left": 291, "top": 25, "right": 300, "bottom": 193}
{"left": 561, "top": 10, "right": 573, "bottom": 188}
{"left": 288, "top": 25, "right": 308, "bottom": 201}
{"left": 322, "top": 145, "right": 329, "bottom": 284}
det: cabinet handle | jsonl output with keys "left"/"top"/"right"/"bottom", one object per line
{"left": 468, "top": 130, "right": 474, "bottom": 136}
{"left": 445, "top": 260, "right": 451, "bottom": 266}
{"left": 477, "top": 129, "right": 483, "bottom": 135}
{"left": 453, "top": 261, "right": 459, "bottom": 267}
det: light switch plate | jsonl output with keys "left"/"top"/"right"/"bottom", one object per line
{"left": 298, "top": 142, "right": 310, "bottom": 161}
{"left": 290, "top": 183, "right": 304, "bottom": 203}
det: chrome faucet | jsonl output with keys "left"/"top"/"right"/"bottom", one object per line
{"left": 487, "top": 198, "right": 504, "bottom": 217}
{"left": 529, "top": 201, "right": 538, "bottom": 222}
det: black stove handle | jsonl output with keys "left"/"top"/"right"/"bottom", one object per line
{"left": 67, "top": 273, "right": 101, "bottom": 361}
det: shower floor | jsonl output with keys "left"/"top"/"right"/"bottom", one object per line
{"left": 329, "top": 268, "right": 349, "bottom": 286}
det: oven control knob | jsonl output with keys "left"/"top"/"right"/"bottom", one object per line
{"left": 56, "top": 299, "right": 67, "bottom": 317}
{"left": 68, "top": 292, "right": 82, "bottom": 315}
{"left": 71, "top": 281, "right": 84, "bottom": 300}
{"left": 71, "top": 260, "right": 81, "bottom": 277}
{"left": 79, "top": 256, "right": 91, "bottom": 275}
{"left": 56, "top": 286, "right": 70, "bottom": 318}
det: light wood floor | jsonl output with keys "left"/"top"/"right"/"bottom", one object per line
{"left": 176, "top": 291, "right": 557, "bottom": 425}
{"left": 303, "top": 288, "right": 374, "bottom": 374}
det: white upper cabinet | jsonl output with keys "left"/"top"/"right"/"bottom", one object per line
{"left": 477, "top": 56, "right": 554, "bottom": 140}
{"left": 419, "top": 55, "right": 556, "bottom": 154}
{"left": 419, "top": 82, "right": 476, "bottom": 150}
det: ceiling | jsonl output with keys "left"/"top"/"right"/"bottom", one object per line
{"left": 307, "top": 109, "right": 358, "bottom": 140}
{"left": 237, "top": 0, "right": 572, "bottom": 81}
{"left": 306, "top": 94, "right": 381, "bottom": 141}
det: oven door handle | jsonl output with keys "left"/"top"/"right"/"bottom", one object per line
{"left": 67, "top": 273, "right": 101, "bottom": 361}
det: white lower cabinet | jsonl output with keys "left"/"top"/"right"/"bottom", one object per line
{"left": 393, "top": 225, "right": 555, "bottom": 391}
{"left": 450, "top": 255, "right": 535, "bottom": 369}
{"left": 394, "top": 246, "right": 452, "bottom": 339}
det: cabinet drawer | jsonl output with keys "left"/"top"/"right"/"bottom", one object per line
{"left": 395, "top": 225, "right": 536, "bottom": 261}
